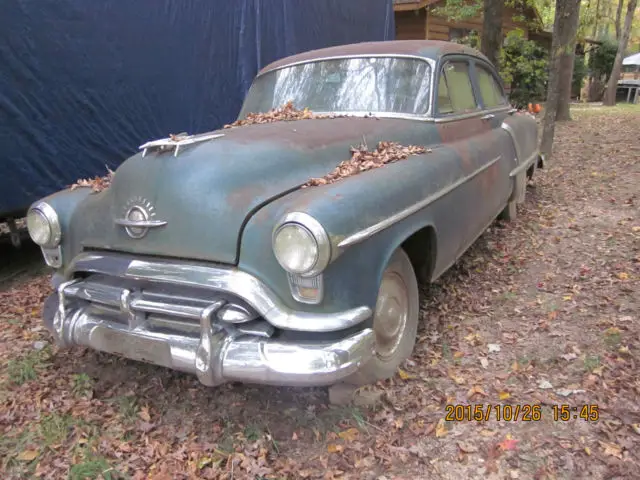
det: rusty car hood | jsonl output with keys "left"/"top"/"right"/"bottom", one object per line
{"left": 67, "top": 116, "right": 433, "bottom": 264}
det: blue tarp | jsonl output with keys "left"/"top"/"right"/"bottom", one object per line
{"left": 0, "top": 0, "right": 394, "bottom": 217}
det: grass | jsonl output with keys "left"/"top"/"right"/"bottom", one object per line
{"left": 6, "top": 347, "right": 51, "bottom": 385}
{"left": 68, "top": 455, "right": 116, "bottom": 480}
{"left": 71, "top": 373, "right": 94, "bottom": 398}
{"left": 39, "top": 413, "right": 76, "bottom": 447}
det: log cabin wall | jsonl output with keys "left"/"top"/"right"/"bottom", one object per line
{"left": 395, "top": 9, "right": 427, "bottom": 40}
{"left": 394, "top": 3, "right": 532, "bottom": 42}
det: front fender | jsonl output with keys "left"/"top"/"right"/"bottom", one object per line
{"left": 238, "top": 150, "right": 462, "bottom": 317}
{"left": 30, "top": 187, "right": 95, "bottom": 271}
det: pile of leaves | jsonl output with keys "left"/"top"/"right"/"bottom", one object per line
{"left": 302, "top": 141, "right": 428, "bottom": 188}
{"left": 69, "top": 167, "right": 114, "bottom": 193}
{"left": 223, "top": 100, "right": 345, "bottom": 129}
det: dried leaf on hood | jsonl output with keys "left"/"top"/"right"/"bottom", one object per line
{"left": 69, "top": 166, "right": 115, "bottom": 193}
{"left": 302, "top": 141, "right": 429, "bottom": 188}
{"left": 223, "top": 100, "right": 346, "bottom": 128}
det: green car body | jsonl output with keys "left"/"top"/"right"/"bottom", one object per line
{"left": 30, "top": 40, "right": 542, "bottom": 387}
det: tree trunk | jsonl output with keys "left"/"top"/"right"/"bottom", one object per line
{"left": 480, "top": 0, "right": 504, "bottom": 68}
{"left": 556, "top": 43, "right": 579, "bottom": 121}
{"left": 615, "top": 0, "right": 625, "bottom": 40}
{"left": 539, "top": 0, "right": 582, "bottom": 159}
{"left": 592, "top": 0, "right": 601, "bottom": 38}
{"left": 602, "top": 0, "right": 637, "bottom": 106}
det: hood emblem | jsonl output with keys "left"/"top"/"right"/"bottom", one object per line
{"left": 114, "top": 197, "right": 167, "bottom": 239}
{"left": 139, "top": 131, "right": 225, "bottom": 158}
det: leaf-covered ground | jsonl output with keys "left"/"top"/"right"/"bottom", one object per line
{"left": 1, "top": 106, "right": 638, "bottom": 480}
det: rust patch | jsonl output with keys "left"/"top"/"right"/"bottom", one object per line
{"left": 226, "top": 184, "right": 267, "bottom": 211}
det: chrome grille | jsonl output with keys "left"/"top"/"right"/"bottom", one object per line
{"left": 65, "top": 274, "right": 274, "bottom": 338}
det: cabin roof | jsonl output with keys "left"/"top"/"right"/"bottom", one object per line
{"left": 258, "top": 40, "right": 489, "bottom": 76}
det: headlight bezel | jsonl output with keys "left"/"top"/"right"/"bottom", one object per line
{"left": 27, "top": 202, "right": 62, "bottom": 248}
{"left": 272, "top": 212, "right": 331, "bottom": 277}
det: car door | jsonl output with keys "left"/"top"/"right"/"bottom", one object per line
{"left": 433, "top": 56, "right": 508, "bottom": 259}
{"left": 468, "top": 59, "right": 518, "bottom": 222}
{"left": 476, "top": 59, "right": 539, "bottom": 205}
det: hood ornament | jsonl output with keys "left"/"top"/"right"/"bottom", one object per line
{"left": 114, "top": 197, "right": 167, "bottom": 239}
{"left": 139, "top": 131, "right": 225, "bottom": 158}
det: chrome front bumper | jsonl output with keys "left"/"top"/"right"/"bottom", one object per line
{"left": 43, "top": 252, "right": 375, "bottom": 387}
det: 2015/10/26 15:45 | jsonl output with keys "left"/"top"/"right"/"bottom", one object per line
{"left": 553, "top": 404, "right": 599, "bottom": 422}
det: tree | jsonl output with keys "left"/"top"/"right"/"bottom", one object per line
{"left": 481, "top": 0, "right": 505, "bottom": 67}
{"left": 602, "top": 0, "right": 638, "bottom": 105}
{"left": 539, "top": 0, "right": 583, "bottom": 159}
{"left": 615, "top": 0, "right": 625, "bottom": 39}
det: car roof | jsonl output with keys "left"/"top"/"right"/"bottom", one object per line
{"left": 258, "top": 40, "right": 490, "bottom": 76}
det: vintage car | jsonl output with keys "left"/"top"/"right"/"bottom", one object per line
{"left": 27, "top": 40, "right": 542, "bottom": 388}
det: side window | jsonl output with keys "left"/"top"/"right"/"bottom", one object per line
{"left": 437, "top": 72, "right": 454, "bottom": 114}
{"left": 477, "top": 66, "right": 507, "bottom": 108}
{"left": 439, "top": 61, "right": 477, "bottom": 114}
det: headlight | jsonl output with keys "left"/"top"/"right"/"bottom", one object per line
{"left": 272, "top": 212, "right": 331, "bottom": 276}
{"left": 26, "top": 202, "right": 61, "bottom": 248}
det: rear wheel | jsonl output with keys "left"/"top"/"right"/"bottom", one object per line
{"left": 345, "top": 248, "right": 419, "bottom": 386}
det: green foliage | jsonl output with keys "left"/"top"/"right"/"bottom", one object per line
{"left": 588, "top": 40, "right": 618, "bottom": 81}
{"left": 450, "top": 30, "right": 480, "bottom": 49}
{"left": 432, "top": 0, "right": 482, "bottom": 22}
{"left": 572, "top": 54, "right": 587, "bottom": 97}
{"left": 498, "top": 30, "right": 549, "bottom": 108}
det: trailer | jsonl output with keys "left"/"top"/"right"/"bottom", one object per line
{"left": 0, "top": 0, "right": 395, "bottom": 246}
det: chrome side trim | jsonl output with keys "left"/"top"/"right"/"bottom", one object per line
{"left": 501, "top": 122, "right": 523, "bottom": 161}
{"left": 509, "top": 151, "right": 539, "bottom": 177}
{"left": 338, "top": 155, "right": 502, "bottom": 248}
{"left": 65, "top": 253, "right": 372, "bottom": 332}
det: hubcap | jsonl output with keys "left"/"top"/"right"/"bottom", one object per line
{"left": 373, "top": 271, "right": 409, "bottom": 359}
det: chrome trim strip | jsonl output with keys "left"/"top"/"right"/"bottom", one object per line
{"left": 113, "top": 219, "right": 168, "bottom": 228}
{"left": 501, "top": 121, "right": 523, "bottom": 161}
{"left": 509, "top": 151, "right": 539, "bottom": 177}
{"left": 65, "top": 252, "right": 372, "bottom": 332}
{"left": 434, "top": 106, "right": 512, "bottom": 123}
{"left": 338, "top": 155, "right": 502, "bottom": 248}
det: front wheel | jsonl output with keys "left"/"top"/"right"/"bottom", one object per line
{"left": 345, "top": 248, "right": 419, "bottom": 386}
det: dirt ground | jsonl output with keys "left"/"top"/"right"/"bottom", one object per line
{"left": 1, "top": 105, "right": 638, "bottom": 480}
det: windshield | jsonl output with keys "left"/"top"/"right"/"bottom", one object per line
{"left": 239, "top": 57, "right": 432, "bottom": 117}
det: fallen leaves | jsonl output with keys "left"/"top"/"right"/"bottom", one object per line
{"left": 302, "top": 141, "right": 428, "bottom": 188}
{"left": 69, "top": 166, "right": 115, "bottom": 193}
{"left": 435, "top": 419, "right": 449, "bottom": 438}
{"left": 2, "top": 107, "right": 640, "bottom": 479}
{"left": 498, "top": 434, "right": 519, "bottom": 451}
{"left": 16, "top": 449, "right": 39, "bottom": 462}
{"left": 223, "top": 100, "right": 345, "bottom": 129}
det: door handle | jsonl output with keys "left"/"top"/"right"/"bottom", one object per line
{"left": 481, "top": 113, "right": 495, "bottom": 121}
